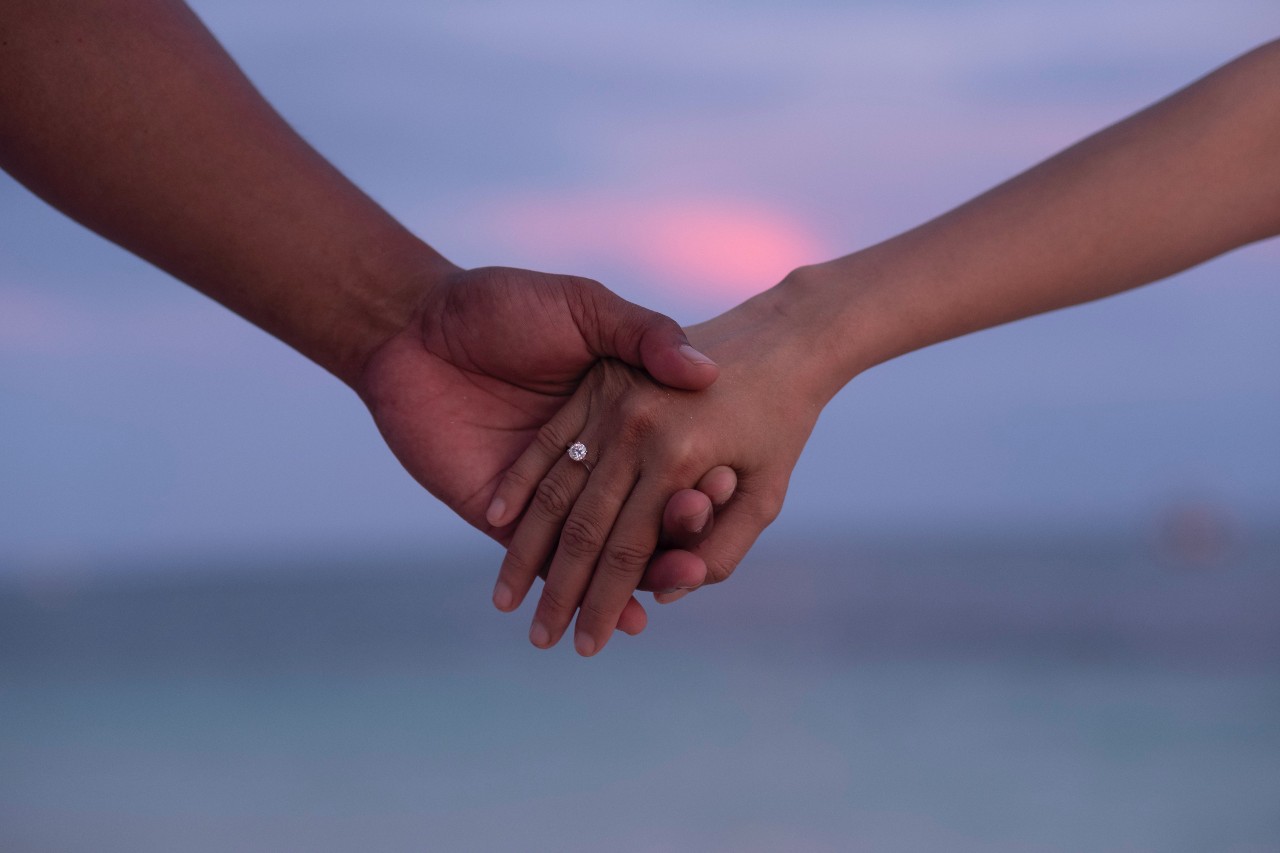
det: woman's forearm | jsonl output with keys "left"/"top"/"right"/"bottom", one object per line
{"left": 777, "top": 39, "right": 1280, "bottom": 405}
{"left": 0, "top": 0, "right": 454, "bottom": 385}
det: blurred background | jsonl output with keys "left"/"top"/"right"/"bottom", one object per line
{"left": 2, "top": 0, "right": 1278, "bottom": 850}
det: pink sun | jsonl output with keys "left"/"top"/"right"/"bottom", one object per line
{"left": 489, "top": 194, "right": 831, "bottom": 302}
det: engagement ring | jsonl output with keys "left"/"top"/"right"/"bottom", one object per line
{"left": 567, "top": 441, "right": 593, "bottom": 472}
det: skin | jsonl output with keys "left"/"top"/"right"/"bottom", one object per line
{"left": 493, "top": 38, "right": 1280, "bottom": 656}
{"left": 0, "top": 0, "right": 737, "bottom": 633}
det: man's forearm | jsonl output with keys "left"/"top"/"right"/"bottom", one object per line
{"left": 775, "top": 39, "right": 1280, "bottom": 405}
{"left": 0, "top": 0, "right": 452, "bottom": 385}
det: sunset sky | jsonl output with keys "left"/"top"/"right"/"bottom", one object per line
{"left": 2, "top": 0, "right": 1277, "bottom": 571}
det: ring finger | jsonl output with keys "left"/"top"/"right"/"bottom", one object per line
{"left": 530, "top": 446, "right": 639, "bottom": 650}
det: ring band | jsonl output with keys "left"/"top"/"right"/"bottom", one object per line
{"left": 567, "top": 441, "right": 593, "bottom": 472}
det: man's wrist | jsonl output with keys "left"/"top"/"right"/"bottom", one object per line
{"left": 305, "top": 232, "right": 457, "bottom": 389}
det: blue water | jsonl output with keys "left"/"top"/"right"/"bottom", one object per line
{"left": 2, "top": 532, "right": 1278, "bottom": 851}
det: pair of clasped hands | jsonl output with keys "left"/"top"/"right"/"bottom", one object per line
{"left": 361, "top": 262, "right": 819, "bottom": 658}
{"left": 10, "top": 1, "right": 1271, "bottom": 660}
{"left": 355, "top": 36, "right": 1280, "bottom": 659}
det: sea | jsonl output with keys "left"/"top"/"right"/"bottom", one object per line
{"left": 2, "top": 529, "right": 1277, "bottom": 852}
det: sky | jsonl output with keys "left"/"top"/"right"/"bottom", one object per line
{"left": 2, "top": 0, "right": 1278, "bottom": 572}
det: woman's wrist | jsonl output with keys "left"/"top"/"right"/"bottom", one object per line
{"left": 752, "top": 255, "right": 894, "bottom": 407}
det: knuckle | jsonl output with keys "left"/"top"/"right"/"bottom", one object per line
{"left": 537, "top": 583, "right": 576, "bottom": 621}
{"left": 565, "top": 273, "right": 604, "bottom": 293}
{"left": 501, "top": 549, "right": 536, "bottom": 581}
{"left": 533, "top": 422, "right": 569, "bottom": 458}
{"left": 704, "top": 556, "right": 740, "bottom": 586}
{"left": 746, "top": 489, "right": 785, "bottom": 526}
{"left": 565, "top": 276, "right": 605, "bottom": 321}
{"left": 752, "top": 502, "right": 781, "bottom": 527}
{"left": 576, "top": 595, "right": 615, "bottom": 629}
{"left": 533, "top": 476, "right": 574, "bottom": 520}
{"left": 500, "top": 464, "right": 534, "bottom": 491}
{"left": 761, "top": 492, "right": 785, "bottom": 524}
{"left": 649, "top": 432, "right": 699, "bottom": 473}
{"left": 616, "top": 395, "right": 661, "bottom": 443}
{"left": 558, "top": 515, "right": 608, "bottom": 560}
{"left": 665, "top": 433, "right": 699, "bottom": 463}
{"left": 670, "top": 448, "right": 710, "bottom": 483}
{"left": 600, "top": 539, "right": 652, "bottom": 579}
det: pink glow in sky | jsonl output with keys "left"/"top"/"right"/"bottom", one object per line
{"left": 487, "top": 194, "right": 832, "bottom": 301}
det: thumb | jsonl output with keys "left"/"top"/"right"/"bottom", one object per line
{"left": 575, "top": 281, "right": 718, "bottom": 391}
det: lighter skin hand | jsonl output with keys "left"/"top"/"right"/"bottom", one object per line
{"left": 489, "top": 291, "right": 823, "bottom": 655}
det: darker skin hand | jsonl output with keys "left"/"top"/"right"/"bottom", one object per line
{"left": 356, "top": 265, "right": 733, "bottom": 634}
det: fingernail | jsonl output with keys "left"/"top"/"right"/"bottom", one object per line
{"left": 679, "top": 344, "right": 715, "bottom": 366}
{"left": 574, "top": 631, "right": 597, "bottom": 657}
{"left": 687, "top": 507, "right": 711, "bottom": 534}
{"left": 530, "top": 621, "right": 550, "bottom": 648}
{"left": 655, "top": 589, "right": 691, "bottom": 605}
{"left": 485, "top": 497, "right": 506, "bottom": 527}
{"left": 492, "top": 581, "right": 513, "bottom": 611}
